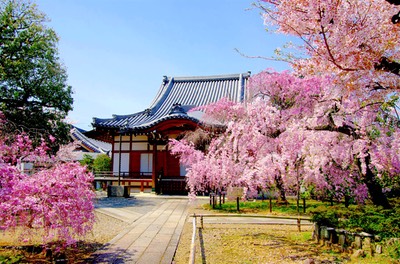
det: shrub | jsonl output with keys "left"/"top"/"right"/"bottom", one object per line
{"left": 309, "top": 206, "right": 339, "bottom": 227}
{"left": 387, "top": 239, "right": 400, "bottom": 260}
{"left": 93, "top": 154, "right": 111, "bottom": 172}
{"left": 80, "top": 154, "right": 94, "bottom": 171}
{"left": 309, "top": 204, "right": 400, "bottom": 239}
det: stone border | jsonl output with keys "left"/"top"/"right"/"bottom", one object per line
{"left": 312, "top": 224, "right": 382, "bottom": 256}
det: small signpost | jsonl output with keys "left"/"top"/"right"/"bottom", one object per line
{"left": 264, "top": 190, "right": 278, "bottom": 213}
{"left": 227, "top": 187, "right": 244, "bottom": 211}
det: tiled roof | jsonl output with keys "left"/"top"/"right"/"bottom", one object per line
{"left": 70, "top": 127, "right": 112, "bottom": 153}
{"left": 93, "top": 72, "right": 250, "bottom": 131}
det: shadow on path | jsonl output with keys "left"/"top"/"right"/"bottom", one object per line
{"left": 94, "top": 197, "right": 161, "bottom": 209}
{"left": 198, "top": 228, "right": 207, "bottom": 264}
{"left": 86, "top": 246, "right": 134, "bottom": 263}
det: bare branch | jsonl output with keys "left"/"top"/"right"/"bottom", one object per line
{"left": 234, "top": 48, "right": 293, "bottom": 64}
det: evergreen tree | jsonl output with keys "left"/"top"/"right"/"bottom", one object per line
{"left": 0, "top": 0, "right": 73, "bottom": 144}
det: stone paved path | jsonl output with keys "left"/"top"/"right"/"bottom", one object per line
{"left": 89, "top": 193, "right": 311, "bottom": 263}
{"left": 90, "top": 196, "right": 190, "bottom": 264}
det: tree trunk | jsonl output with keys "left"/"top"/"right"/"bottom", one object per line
{"left": 275, "top": 175, "right": 287, "bottom": 203}
{"left": 361, "top": 155, "right": 391, "bottom": 209}
{"left": 344, "top": 195, "right": 350, "bottom": 208}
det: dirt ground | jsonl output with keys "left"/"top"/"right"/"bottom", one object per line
{"left": 173, "top": 222, "right": 343, "bottom": 264}
{"left": 0, "top": 212, "right": 129, "bottom": 263}
{"left": 173, "top": 201, "right": 338, "bottom": 264}
{"left": 172, "top": 202, "right": 397, "bottom": 264}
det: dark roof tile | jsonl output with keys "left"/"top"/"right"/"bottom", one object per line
{"left": 93, "top": 72, "right": 250, "bottom": 131}
{"left": 71, "top": 128, "right": 111, "bottom": 153}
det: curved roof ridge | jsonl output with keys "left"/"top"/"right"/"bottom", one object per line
{"left": 173, "top": 72, "right": 250, "bottom": 82}
{"left": 148, "top": 77, "right": 175, "bottom": 111}
{"left": 131, "top": 114, "right": 198, "bottom": 131}
{"left": 112, "top": 110, "right": 146, "bottom": 119}
{"left": 92, "top": 117, "right": 112, "bottom": 124}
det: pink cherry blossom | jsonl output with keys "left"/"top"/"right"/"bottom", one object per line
{"left": 0, "top": 114, "right": 95, "bottom": 247}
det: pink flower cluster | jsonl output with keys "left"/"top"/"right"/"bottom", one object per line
{"left": 0, "top": 116, "right": 95, "bottom": 246}
{"left": 170, "top": 0, "right": 399, "bottom": 207}
{"left": 171, "top": 70, "right": 400, "bottom": 204}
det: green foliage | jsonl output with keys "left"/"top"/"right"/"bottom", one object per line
{"left": 80, "top": 154, "right": 111, "bottom": 173}
{"left": 80, "top": 154, "right": 94, "bottom": 171}
{"left": 0, "top": 0, "right": 73, "bottom": 144}
{"left": 93, "top": 154, "right": 111, "bottom": 172}
{"left": 309, "top": 203, "right": 400, "bottom": 239}
{"left": 309, "top": 206, "right": 340, "bottom": 227}
{"left": 213, "top": 198, "right": 400, "bottom": 239}
{"left": 0, "top": 253, "right": 23, "bottom": 263}
{"left": 367, "top": 126, "right": 381, "bottom": 140}
{"left": 206, "top": 198, "right": 320, "bottom": 215}
{"left": 344, "top": 206, "right": 400, "bottom": 238}
{"left": 386, "top": 239, "right": 400, "bottom": 260}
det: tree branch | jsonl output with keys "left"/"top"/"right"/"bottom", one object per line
{"left": 385, "top": 0, "right": 400, "bottom": 6}
{"left": 392, "top": 11, "right": 400, "bottom": 24}
{"left": 308, "top": 104, "right": 359, "bottom": 139}
{"left": 318, "top": 10, "right": 357, "bottom": 72}
{"left": 375, "top": 57, "right": 400, "bottom": 76}
{"left": 256, "top": 2, "right": 322, "bottom": 59}
{"left": 234, "top": 48, "right": 293, "bottom": 64}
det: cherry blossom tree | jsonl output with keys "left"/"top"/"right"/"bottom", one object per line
{"left": 171, "top": 0, "right": 399, "bottom": 209}
{"left": 172, "top": 72, "right": 400, "bottom": 206}
{"left": 171, "top": 72, "right": 329, "bottom": 200}
{"left": 259, "top": 0, "right": 399, "bottom": 98}
{"left": 171, "top": 71, "right": 400, "bottom": 208}
{"left": 0, "top": 114, "right": 95, "bottom": 247}
{"left": 258, "top": 0, "right": 400, "bottom": 207}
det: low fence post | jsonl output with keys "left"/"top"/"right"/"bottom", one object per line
{"left": 189, "top": 214, "right": 197, "bottom": 264}
{"left": 297, "top": 217, "right": 301, "bottom": 232}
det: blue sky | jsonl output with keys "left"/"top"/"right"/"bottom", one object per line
{"left": 34, "top": 0, "right": 293, "bottom": 130}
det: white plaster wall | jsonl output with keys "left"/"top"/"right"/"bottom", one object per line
{"left": 114, "top": 142, "right": 130, "bottom": 151}
{"left": 132, "top": 142, "right": 148, "bottom": 151}
{"left": 114, "top": 135, "right": 131, "bottom": 141}
{"left": 113, "top": 153, "right": 130, "bottom": 175}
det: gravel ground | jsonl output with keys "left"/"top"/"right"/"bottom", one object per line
{"left": 0, "top": 196, "right": 131, "bottom": 263}
{"left": 0, "top": 212, "right": 127, "bottom": 245}
{"left": 83, "top": 211, "right": 130, "bottom": 244}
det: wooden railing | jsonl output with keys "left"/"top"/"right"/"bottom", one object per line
{"left": 94, "top": 171, "right": 152, "bottom": 179}
{"left": 93, "top": 172, "right": 188, "bottom": 194}
{"left": 159, "top": 176, "right": 187, "bottom": 194}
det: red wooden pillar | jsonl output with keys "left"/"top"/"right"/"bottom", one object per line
{"left": 164, "top": 144, "right": 169, "bottom": 176}
{"left": 152, "top": 141, "right": 157, "bottom": 192}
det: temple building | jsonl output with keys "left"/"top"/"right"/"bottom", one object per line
{"left": 92, "top": 72, "right": 250, "bottom": 194}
